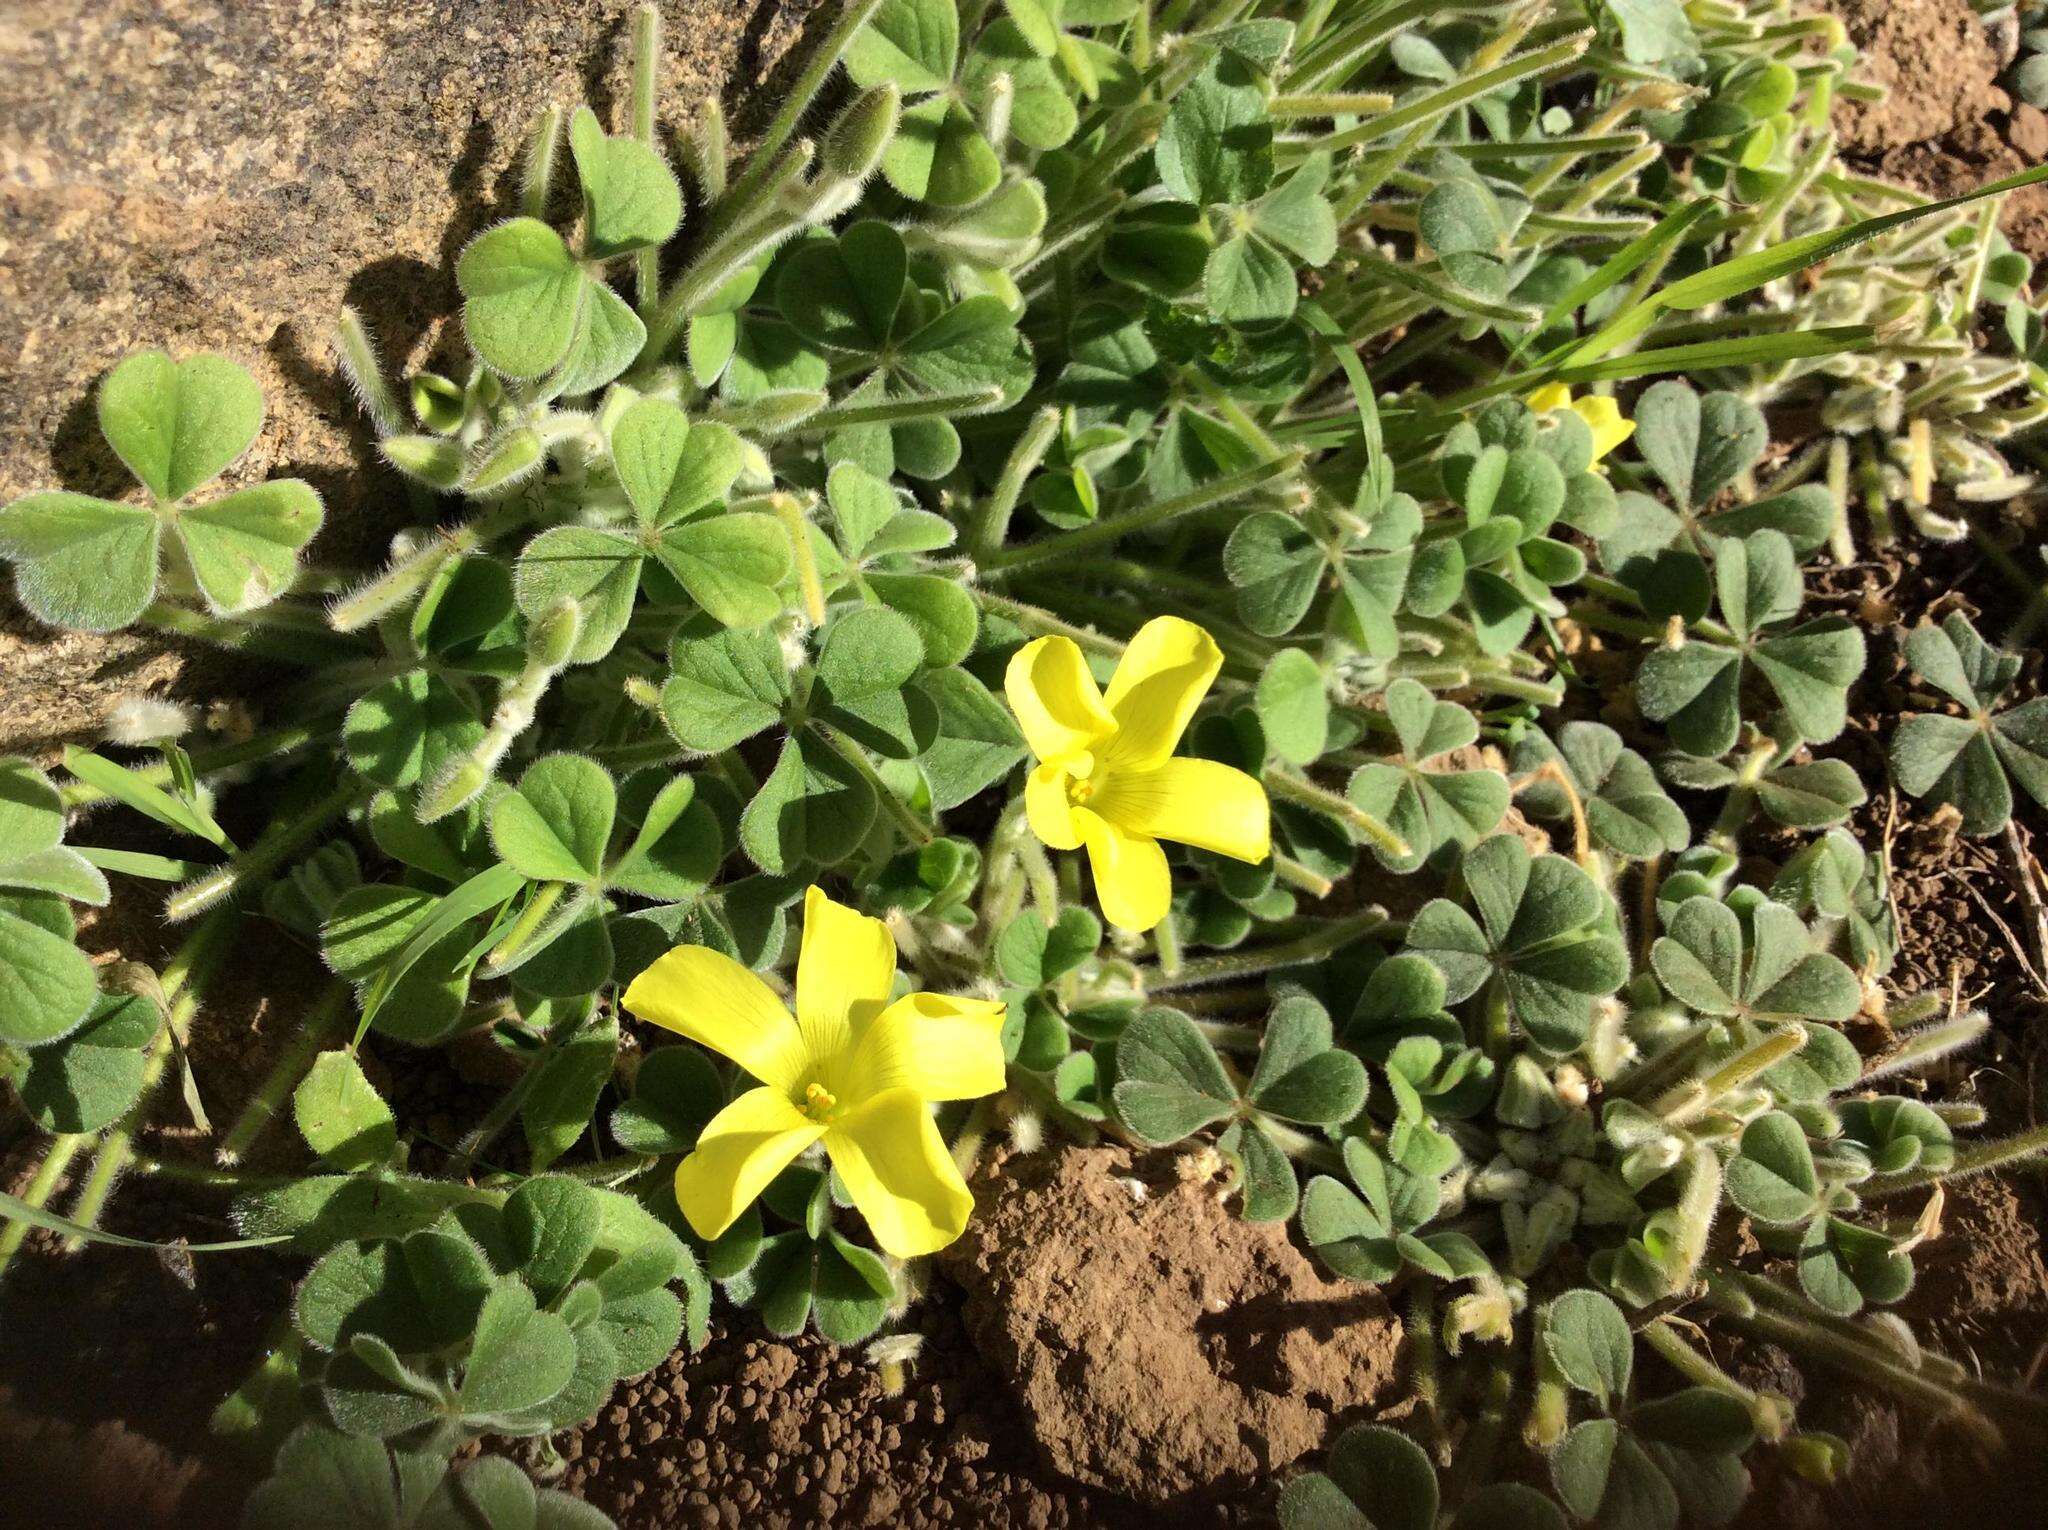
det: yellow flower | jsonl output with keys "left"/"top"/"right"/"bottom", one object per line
{"left": 1003, "top": 615, "right": 1270, "bottom": 933}
{"left": 623, "top": 885, "right": 1005, "bottom": 1259}
{"left": 1527, "top": 382, "right": 1635, "bottom": 466}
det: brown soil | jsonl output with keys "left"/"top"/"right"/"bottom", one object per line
{"left": 943, "top": 1146, "right": 1403, "bottom": 1506}
{"left": 1827, "top": 0, "right": 2048, "bottom": 260}
{"left": 552, "top": 1294, "right": 1136, "bottom": 1528}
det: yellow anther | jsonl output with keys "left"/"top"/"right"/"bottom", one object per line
{"left": 803, "top": 1081, "right": 838, "bottom": 1120}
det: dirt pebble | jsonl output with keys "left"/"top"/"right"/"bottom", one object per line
{"left": 943, "top": 1145, "right": 1404, "bottom": 1506}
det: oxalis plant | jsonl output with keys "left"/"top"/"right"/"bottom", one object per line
{"left": 3, "top": 0, "right": 2048, "bottom": 1525}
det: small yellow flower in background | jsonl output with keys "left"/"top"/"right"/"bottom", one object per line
{"left": 623, "top": 885, "right": 1005, "bottom": 1259}
{"left": 1004, "top": 615, "right": 1270, "bottom": 933}
{"left": 1527, "top": 382, "right": 1635, "bottom": 466}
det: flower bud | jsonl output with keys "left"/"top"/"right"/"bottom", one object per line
{"left": 419, "top": 757, "right": 490, "bottom": 824}
{"left": 1495, "top": 1053, "right": 1563, "bottom": 1129}
{"left": 822, "top": 84, "right": 900, "bottom": 184}
{"left": 527, "top": 596, "right": 582, "bottom": 670}
{"left": 409, "top": 372, "right": 467, "bottom": 433}
{"left": 464, "top": 426, "right": 545, "bottom": 495}
{"left": 381, "top": 434, "right": 466, "bottom": 490}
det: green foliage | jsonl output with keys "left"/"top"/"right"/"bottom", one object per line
{"left": 0, "top": 352, "right": 321, "bottom": 631}
{"left": 243, "top": 1424, "right": 614, "bottom": 1530}
{"left": 277, "top": 1174, "right": 705, "bottom": 1451}
{"left": 1111, "top": 997, "right": 1367, "bottom": 1221}
{"left": 1405, "top": 834, "right": 1629, "bottom": 1054}
{"left": 1636, "top": 531, "right": 1865, "bottom": 757}
{"left": 1890, "top": 613, "right": 2048, "bottom": 834}
{"left": 709, "top": 1165, "right": 897, "bottom": 1344}
{"left": 1512, "top": 722, "right": 1688, "bottom": 860}
{"left": 1, "top": 3, "right": 2034, "bottom": 1527}
{"left": 1348, "top": 680, "right": 1509, "bottom": 871}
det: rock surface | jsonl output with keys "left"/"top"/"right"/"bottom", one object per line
{"left": 942, "top": 1145, "right": 1405, "bottom": 1506}
{"left": 0, "top": 0, "right": 811, "bottom": 751}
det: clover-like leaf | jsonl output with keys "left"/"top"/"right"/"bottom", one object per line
{"left": 1245, "top": 994, "right": 1368, "bottom": 1126}
{"left": 1404, "top": 835, "right": 1628, "bottom": 1053}
{"left": 490, "top": 755, "right": 617, "bottom": 885}
{"left": 568, "top": 106, "right": 682, "bottom": 259}
{"left": 917, "top": 666, "right": 1026, "bottom": 810}
{"left": 610, "top": 1044, "right": 727, "bottom": 1157}
{"left": 1347, "top": 680, "right": 1509, "bottom": 872}
{"left": 1543, "top": 1288, "right": 1633, "bottom": 1407}
{"left": 997, "top": 905, "right": 1102, "bottom": 990}
{"left": 611, "top": 399, "right": 743, "bottom": 529}
{"left": 1156, "top": 58, "right": 1272, "bottom": 207}
{"left": 1512, "top": 722, "right": 1688, "bottom": 860}
{"left": 1299, "top": 1135, "right": 1468, "bottom": 1284}
{"left": 845, "top": 0, "right": 958, "bottom": 95}
{"left": 1797, "top": 1215, "right": 1913, "bottom": 1316}
{"left": 1631, "top": 380, "right": 1765, "bottom": 513}
{"left": 1255, "top": 649, "right": 1330, "bottom": 766}
{"left": 1724, "top": 1110, "right": 1820, "bottom": 1225}
{"left": 650, "top": 512, "right": 793, "bottom": 629}
{"left": 1649, "top": 894, "right": 1859, "bottom": 1022}
{"left": 738, "top": 732, "right": 878, "bottom": 873}
{"left": 1111, "top": 1005, "right": 1236, "bottom": 1143}
{"left": 1838, "top": 1097, "right": 1953, "bottom": 1177}
{"left": 0, "top": 493, "right": 162, "bottom": 633}
{"left": 1279, "top": 1424, "right": 1439, "bottom": 1530}
{"left": 1770, "top": 829, "right": 1896, "bottom": 977}
{"left": 460, "top": 1277, "right": 579, "bottom": 1419}
{"left": 1551, "top": 1420, "right": 1678, "bottom": 1530}
{"left": 1, "top": 354, "right": 319, "bottom": 631}
{"left": 97, "top": 349, "right": 264, "bottom": 504}
{"left": 0, "top": 893, "right": 99, "bottom": 1048}
{"left": 777, "top": 221, "right": 908, "bottom": 354}
{"left": 322, "top": 884, "right": 478, "bottom": 1046}
{"left": 14, "top": 990, "right": 155, "bottom": 1133}
{"left": 521, "top": 1010, "right": 619, "bottom": 1172}
{"left": 1890, "top": 613, "right": 2048, "bottom": 835}
{"left": 295, "top": 1051, "right": 399, "bottom": 1172}
{"left": 1637, "top": 531, "right": 1864, "bottom": 756}
{"left": 660, "top": 626, "right": 792, "bottom": 752}
{"left": 457, "top": 218, "right": 589, "bottom": 379}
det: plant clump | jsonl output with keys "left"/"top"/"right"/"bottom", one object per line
{"left": 3, "top": 0, "right": 2048, "bottom": 1525}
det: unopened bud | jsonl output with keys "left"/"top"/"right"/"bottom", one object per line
{"left": 382, "top": 434, "right": 467, "bottom": 490}
{"left": 1496, "top": 1053, "right": 1563, "bottom": 1129}
{"left": 106, "top": 695, "right": 194, "bottom": 746}
{"left": 719, "top": 389, "right": 827, "bottom": 434}
{"left": 823, "top": 84, "right": 900, "bottom": 183}
{"left": 419, "top": 757, "right": 490, "bottom": 824}
{"left": 527, "top": 596, "right": 582, "bottom": 669}
{"left": 410, "top": 373, "right": 467, "bottom": 433}
{"left": 464, "top": 427, "right": 546, "bottom": 495}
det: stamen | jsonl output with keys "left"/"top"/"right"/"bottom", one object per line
{"left": 803, "top": 1081, "right": 838, "bottom": 1120}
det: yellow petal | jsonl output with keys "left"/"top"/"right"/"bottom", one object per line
{"left": 1024, "top": 759, "right": 1084, "bottom": 850}
{"left": 672, "top": 1086, "right": 825, "bottom": 1242}
{"left": 795, "top": 884, "right": 897, "bottom": 1064}
{"left": 1100, "top": 616, "right": 1221, "bottom": 771}
{"left": 1077, "top": 809, "right": 1172, "bottom": 932}
{"left": 623, "top": 945, "right": 807, "bottom": 1092}
{"left": 1572, "top": 395, "right": 1636, "bottom": 465}
{"left": 847, "top": 991, "right": 1008, "bottom": 1104}
{"left": 1092, "top": 757, "right": 1270, "bottom": 864}
{"left": 1004, "top": 635, "right": 1114, "bottom": 763}
{"left": 825, "top": 1087, "right": 975, "bottom": 1258}
{"left": 1525, "top": 382, "right": 1573, "bottom": 414}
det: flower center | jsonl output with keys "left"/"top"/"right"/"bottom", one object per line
{"left": 801, "top": 1081, "right": 839, "bottom": 1122}
{"left": 1064, "top": 751, "right": 1101, "bottom": 806}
